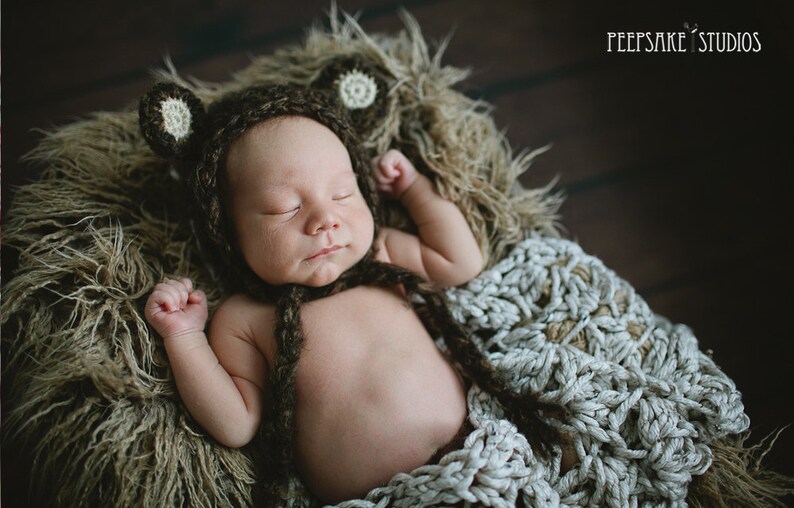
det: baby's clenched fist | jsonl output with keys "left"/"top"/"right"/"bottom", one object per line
{"left": 372, "top": 149, "right": 419, "bottom": 199}
{"left": 145, "top": 278, "right": 208, "bottom": 339}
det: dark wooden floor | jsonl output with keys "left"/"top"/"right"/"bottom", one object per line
{"left": 3, "top": 0, "right": 793, "bottom": 504}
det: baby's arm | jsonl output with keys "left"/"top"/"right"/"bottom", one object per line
{"left": 374, "top": 149, "right": 484, "bottom": 287}
{"left": 144, "top": 278, "right": 267, "bottom": 448}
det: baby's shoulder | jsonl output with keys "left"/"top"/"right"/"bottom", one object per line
{"left": 216, "top": 292, "right": 273, "bottom": 311}
{"left": 214, "top": 292, "right": 274, "bottom": 316}
{"left": 210, "top": 293, "right": 277, "bottom": 346}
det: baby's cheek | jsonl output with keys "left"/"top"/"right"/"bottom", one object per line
{"left": 357, "top": 208, "right": 375, "bottom": 245}
{"left": 245, "top": 228, "right": 288, "bottom": 271}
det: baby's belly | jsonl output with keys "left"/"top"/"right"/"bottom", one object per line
{"left": 292, "top": 286, "right": 468, "bottom": 503}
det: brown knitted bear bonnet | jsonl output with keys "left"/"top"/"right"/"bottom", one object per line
{"left": 138, "top": 59, "right": 390, "bottom": 299}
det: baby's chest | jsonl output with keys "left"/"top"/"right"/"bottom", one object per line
{"left": 300, "top": 286, "right": 425, "bottom": 344}
{"left": 294, "top": 287, "right": 434, "bottom": 382}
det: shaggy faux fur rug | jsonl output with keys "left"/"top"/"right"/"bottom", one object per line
{"left": 2, "top": 8, "right": 791, "bottom": 508}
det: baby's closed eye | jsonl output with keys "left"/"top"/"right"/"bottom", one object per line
{"left": 263, "top": 204, "right": 300, "bottom": 217}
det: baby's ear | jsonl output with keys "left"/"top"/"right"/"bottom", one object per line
{"left": 311, "top": 57, "right": 390, "bottom": 139}
{"left": 138, "top": 82, "right": 207, "bottom": 160}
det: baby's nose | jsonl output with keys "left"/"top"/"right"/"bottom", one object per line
{"left": 306, "top": 209, "right": 340, "bottom": 234}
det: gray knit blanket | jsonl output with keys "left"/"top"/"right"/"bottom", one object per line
{"left": 329, "top": 236, "right": 749, "bottom": 507}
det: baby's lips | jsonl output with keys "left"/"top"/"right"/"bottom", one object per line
{"left": 306, "top": 244, "right": 343, "bottom": 261}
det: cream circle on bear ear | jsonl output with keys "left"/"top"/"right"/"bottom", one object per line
{"left": 160, "top": 97, "right": 193, "bottom": 141}
{"left": 336, "top": 70, "right": 378, "bottom": 110}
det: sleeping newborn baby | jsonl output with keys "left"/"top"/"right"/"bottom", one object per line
{"left": 140, "top": 83, "right": 566, "bottom": 503}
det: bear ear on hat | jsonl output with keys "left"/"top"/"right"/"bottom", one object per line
{"left": 311, "top": 57, "right": 390, "bottom": 138}
{"left": 139, "top": 82, "right": 207, "bottom": 160}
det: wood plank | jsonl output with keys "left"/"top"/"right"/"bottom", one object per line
{"left": 557, "top": 131, "right": 787, "bottom": 291}
{"left": 496, "top": 55, "right": 782, "bottom": 190}
{"left": 2, "top": 0, "right": 410, "bottom": 108}
{"left": 362, "top": 0, "right": 610, "bottom": 90}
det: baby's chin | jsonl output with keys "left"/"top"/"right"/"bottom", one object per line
{"left": 298, "top": 247, "right": 368, "bottom": 287}
{"left": 301, "top": 262, "right": 347, "bottom": 288}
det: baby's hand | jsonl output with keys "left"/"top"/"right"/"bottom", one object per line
{"left": 373, "top": 149, "right": 419, "bottom": 199}
{"left": 144, "top": 278, "right": 208, "bottom": 339}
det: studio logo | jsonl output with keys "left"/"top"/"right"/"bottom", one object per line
{"left": 607, "top": 22, "right": 761, "bottom": 53}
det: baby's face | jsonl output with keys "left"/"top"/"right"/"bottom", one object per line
{"left": 225, "top": 116, "right": 375, "bottom": 287}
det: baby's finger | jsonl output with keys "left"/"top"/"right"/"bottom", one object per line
{"left": 152, "top": 287, "right": 178, "bottom": 313}
{"left": 166, "top": 278, "right": 190, "bottom": 303}
{"left": 374, "top": 170, "right": 392, "bottom": 185}
{"left": 180, "top": 278, "right": 194, "bottom": 293}
{"left": 381, "top": 150, "right": 402, "bottom": 168}
{"left": 187, "top": 289, "right": 206, "bottom": 304}
{"left": 154, "top": 282, "right": 179, "bottom": 302}
{"left": 380, "top": 157, "right": 400, "bottom": 178}
{"left": 373, "top": 171, "right": 389, "bottom": 183}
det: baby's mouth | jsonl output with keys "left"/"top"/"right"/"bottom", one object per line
{"left": 306, "top": 245, "right": 342, "bottom": 261}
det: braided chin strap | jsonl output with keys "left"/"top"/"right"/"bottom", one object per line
{"left": 261, "top": 259, "right": 564, "bottom": 502}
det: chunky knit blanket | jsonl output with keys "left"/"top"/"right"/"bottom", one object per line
{"left": 328, "top": 236, "right": 749, "bottom": 507}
